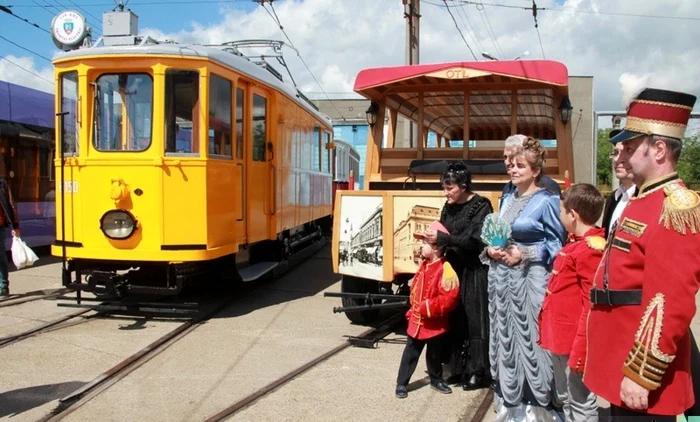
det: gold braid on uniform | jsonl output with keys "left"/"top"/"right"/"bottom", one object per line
{"left": 585, "top": 236, "right": 606, "bottom": 251}
{"left": 660, "top": 183, "right": 700, "bottom": 235}
{"left": 441, "top": 261, "right": 459, "bottom": 291}
{"left": 622, "top": 294, "right": 674, "bottom": 390}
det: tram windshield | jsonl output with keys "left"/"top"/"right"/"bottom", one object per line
{"left": 93, "top": 73, "right": 153, "bottom": 152}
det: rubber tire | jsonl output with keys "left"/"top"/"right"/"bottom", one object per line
{"left": 340, "top": 275, "right": 381, "bottom": 324}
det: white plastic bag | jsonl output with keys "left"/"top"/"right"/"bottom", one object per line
{"left": 22, "top": 241, "right": 39, "bottom": 267}
{"left": 11, "top": 236, "right": 28, "bottom": 269}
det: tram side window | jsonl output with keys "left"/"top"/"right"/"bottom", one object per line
{"left": 312, "top": 126, "right": 320, "bottom": 171}
{"left": 60, "top": 72, "right": 79, "bottom": 156}
{"left": 165, "top": 70, "right": 200, "bottom": 155}
{"left": 235, "top": 88, "right": 244, "bottom": 160}
{"left": 208, "top": 74, "right": 232, "bottom": 158}
{"left": 252, "top": 94, "right": 266, "bottom": 162}
{"left": 93, "top": 73, "right": 153, "bottom": 152}
{"left": 322, "top": 132, "right": 330, "bottom": 174}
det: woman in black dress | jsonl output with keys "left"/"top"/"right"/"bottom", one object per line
{"left": 424, "top": 161, "right": 493, "bottom": 390}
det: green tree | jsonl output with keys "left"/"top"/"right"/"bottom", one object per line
{"left": 677, "top": 135, "right": 700, "bottom": 189}
{"left": 596, "top": 130, "right": 700, "bottom": 190}
{"left": 596, "top": 128, "right": 613, "bottom": 189}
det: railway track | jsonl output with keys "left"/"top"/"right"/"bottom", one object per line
{"left": 201, "top": 312, "right": 404, "bottom": 421}
{"left": 0, "top": 308, "right": 97, "bottom": 349}
{"left": 0, "top": 287, "right": 70, "bottom": 308}
{"left": 38, "top": 293, "right": 239, "bottom": 422}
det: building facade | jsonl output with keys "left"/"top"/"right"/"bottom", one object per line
{"left": 393, "top": 204, "right": 440, "bottom": 274}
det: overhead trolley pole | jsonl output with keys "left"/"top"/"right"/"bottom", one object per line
{"left": 403, "top": 0, "right": 420, "bottom": 148}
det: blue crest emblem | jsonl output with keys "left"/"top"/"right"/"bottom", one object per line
{"left": 63, "top": 21, "right": 74, "bottom": 35}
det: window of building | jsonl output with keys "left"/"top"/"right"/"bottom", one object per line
{"left": 208, "top": 74, "right": 232, "bottom": 158}
{"left": 164, "top": 70, "right": 199, "bottom": 155}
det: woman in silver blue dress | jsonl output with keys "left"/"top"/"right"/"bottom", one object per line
{"left": 481, "top": 137, "right": 567, "bottom": 422}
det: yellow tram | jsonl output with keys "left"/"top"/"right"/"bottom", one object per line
{"left": 50, "top": 9, "right": 334, "bottom": 299}
{"left": 330, "top": 60, "right": 576, "bottom": 323}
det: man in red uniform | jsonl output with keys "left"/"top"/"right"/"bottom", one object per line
{"left": 395, "top": 221, "right": 460, "bottom": 399}
{"left": 584, "top": 87, "right": 700, "bottom": 420}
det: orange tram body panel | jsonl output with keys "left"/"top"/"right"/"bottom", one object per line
{"left": 50, "top": 39, "right": 338, "bottom": 299}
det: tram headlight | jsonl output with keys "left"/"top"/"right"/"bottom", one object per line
{"left": 100, "top": 210, "right": 137, "bottom": 239}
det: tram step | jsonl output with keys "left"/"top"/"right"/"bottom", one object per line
{"left": 238, "top": 262, "right": 279, "bottom": 282}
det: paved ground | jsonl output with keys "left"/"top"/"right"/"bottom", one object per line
{"left": 2, "top": 247, "right": 699, "bottom": 421}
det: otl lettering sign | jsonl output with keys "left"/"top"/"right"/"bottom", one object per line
{"left": 425, "top": 68, "right": 490, "bottom": 80}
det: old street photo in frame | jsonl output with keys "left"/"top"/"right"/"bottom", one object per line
{"left": 337, "top": 195, "right": 384, "bottom": 281}
{"left": 392, "top": 193, "right": 446, "bottom": 274}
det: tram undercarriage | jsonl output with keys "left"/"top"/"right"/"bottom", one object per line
{"left": 58, "top": 220, "right": 329, "bottom": 309}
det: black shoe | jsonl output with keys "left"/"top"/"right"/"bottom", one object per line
{"left": 463, "top": 373, "right": 489, "bottom": 390}
{"left": 0, "top": 288, "right": 8, "bottom": 298}
{"left": 430, "top": 381, "right": 452, "bottom": 394}
{"left": 395, "top": 384, "right": 408, "bottom": 399}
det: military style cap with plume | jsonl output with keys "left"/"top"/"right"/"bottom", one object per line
{"left": 609, "top": 73, "right": 697, "bottom": 144}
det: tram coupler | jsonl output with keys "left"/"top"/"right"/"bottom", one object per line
{"left": 332, "top": 300, "right": 409, "bottom": 314}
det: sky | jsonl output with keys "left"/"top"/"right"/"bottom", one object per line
{"left": 2, "top": 0, "right": 700, "bottom": 128}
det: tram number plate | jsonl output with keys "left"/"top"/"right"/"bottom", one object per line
{"left": 58, "top": 181, "right": 79, "bottom": 194}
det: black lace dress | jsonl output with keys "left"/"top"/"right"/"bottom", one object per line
{"left": 435, "top": 194, "right": 493, "bottom": 385}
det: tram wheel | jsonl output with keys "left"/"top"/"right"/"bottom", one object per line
{"left": 341, "top": 275, "right": 381, "bottom": 324}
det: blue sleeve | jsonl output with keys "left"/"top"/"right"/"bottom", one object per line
{"left": 532, "top": 195, "right": 567, "bottom": 265}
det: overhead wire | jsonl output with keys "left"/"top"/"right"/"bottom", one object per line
{"left": 475, "top": 1, "right": 504, "bottom": 59}
{"left": 0, "top": 35, "right": 52, "bottom": 62}
{"left": 454, "top": 0, "right": 485, "bottom": 53}
{"left": 440, "top": 0, "right": 700, "bottom": 21}
{"left": 442, "top": 0, "right": 478, "bottom": 60}
{"left": 531, "top": 0, "right": 545, "bottom": 59}
{"left": 0, "top": 5, "right": 51, "bottom": 34}
{"left": 257, "top": 0, "right": 349, "bottom": 123}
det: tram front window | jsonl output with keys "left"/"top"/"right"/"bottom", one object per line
{"left": 93, "top": 73, "right": 153, "bottom": 152}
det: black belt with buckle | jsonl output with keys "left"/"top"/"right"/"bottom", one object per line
{"left": 589, "top": 288, "right": 642, "bottom": 306}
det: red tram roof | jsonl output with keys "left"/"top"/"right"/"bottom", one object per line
{"left": 354, "top": 60, "right": 568, "bottom": 92}
{"left": 353, "top": 60, "right": 569, "bottom": 141}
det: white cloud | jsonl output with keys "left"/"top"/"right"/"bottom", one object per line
{"left": 0, "top": 55, "right": 54, "bottom": 93}
{"left": 139, "top": 0, "right": 700, "bottom": 115}
{"left": 5, "top": 0, "right": 700, "bottom": 116}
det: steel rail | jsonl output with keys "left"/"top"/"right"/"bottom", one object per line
{"left": 202, "top": 312, "right": 405, "bottom": 422}
{"left": 0, "top": 308, "right": 95, "bottom": 348}
{"left": 0, "top": 287, "right": 70, "bottom": 308}
{"left": 40, "top": 296, "right": 239, "bottom": 422}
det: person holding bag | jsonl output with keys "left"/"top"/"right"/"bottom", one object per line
{"left": 0, "top": 178, "right": 20, "bottom": 297}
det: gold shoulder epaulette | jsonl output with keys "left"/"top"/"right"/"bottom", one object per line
{"left": 585, "top": 236, "right": 606, "bottom": 251}
{"left": 441, "top": 261, "right": 459, "bottom": 291}
{"left": 660, "top": 183, "right": 700, "bottom": 234}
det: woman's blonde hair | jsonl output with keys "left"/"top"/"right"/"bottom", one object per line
{"left": 510, "top": 137, "right": 547, "bottom": 181}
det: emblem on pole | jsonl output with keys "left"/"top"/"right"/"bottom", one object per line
{"left": 51, "top": 10, "right": 88, "bottom": 51}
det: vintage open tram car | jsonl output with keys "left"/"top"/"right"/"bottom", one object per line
{"left": 329, "top": 60, "right": 576, "bottom": 323}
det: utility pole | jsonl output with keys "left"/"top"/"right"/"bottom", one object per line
{"left": 403, "top": 0, "right": 420, "bottom": 147}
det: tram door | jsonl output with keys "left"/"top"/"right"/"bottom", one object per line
{"left": 246, "top": 87, "right": 270, "bottom": 243}
{"left": 234, "top": 85, "right": 247, "bottom": 244}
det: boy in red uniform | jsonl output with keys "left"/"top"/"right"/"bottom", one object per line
{"left": 395, "top": 221, "right": 460, "bottom": 399}
{"left": 538, "top": 183, "right": 605, "bottom": 421}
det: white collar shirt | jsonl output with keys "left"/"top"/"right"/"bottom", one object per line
{"left": 609, "top": 184, "right": 637, "bottom": 233}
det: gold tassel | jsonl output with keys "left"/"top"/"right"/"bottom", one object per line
{"left": 660, "top": 185, "right": 700, "bottom": 235}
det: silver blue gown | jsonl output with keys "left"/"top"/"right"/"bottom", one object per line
{"left": 481, "top": 188, "right": 567, "bottom": 422}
